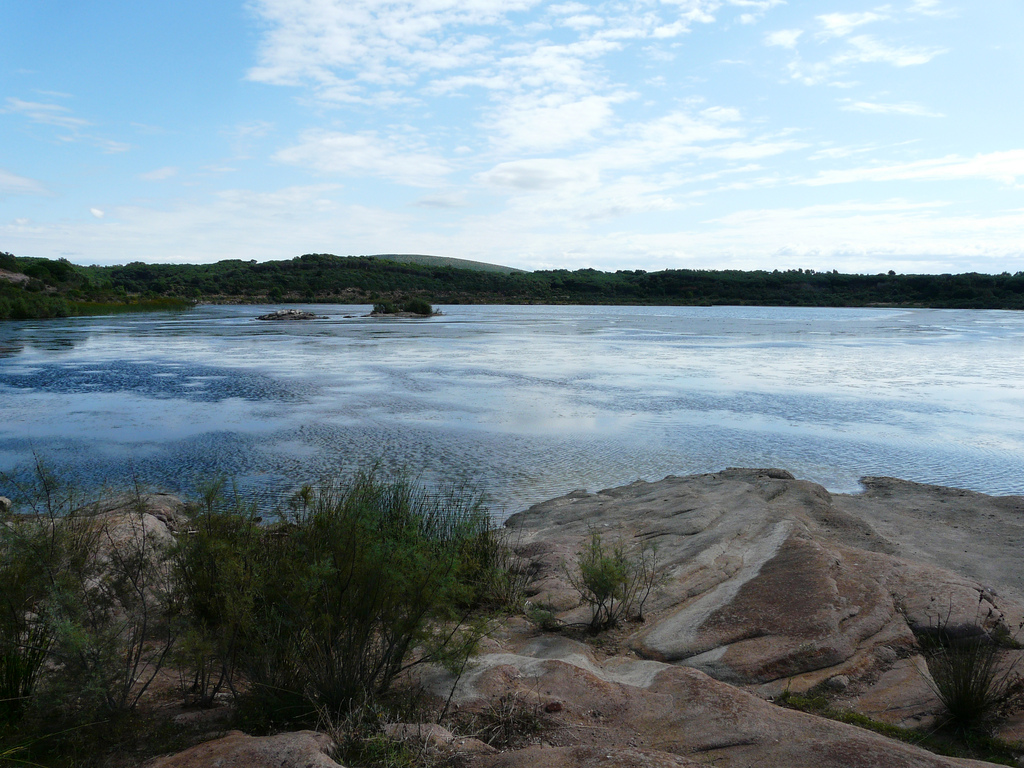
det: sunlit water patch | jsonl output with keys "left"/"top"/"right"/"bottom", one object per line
{"left": 1, "top": 304, "right": 1022, "bottom": 516}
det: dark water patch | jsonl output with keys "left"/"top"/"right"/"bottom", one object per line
{"left": 0, "top": 360, "right": 307, "bottom": 403}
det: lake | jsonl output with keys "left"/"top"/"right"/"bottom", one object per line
{"left": 1, "top": 304, "right": 1022, "bottom": 516}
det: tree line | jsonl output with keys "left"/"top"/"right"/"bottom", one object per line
{"left": 3, "top": 250, "right": 1024, "bottom": 320}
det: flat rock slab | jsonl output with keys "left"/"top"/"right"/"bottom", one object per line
{"left": 507, "top": 469, "right": 1023, "bottom": 699}
{"left": 418, "top": 636, "right": 996, "bottom": 768}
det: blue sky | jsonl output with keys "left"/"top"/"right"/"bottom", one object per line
{"left": 2, "top": 0, "right": 1023, "bottom": 273}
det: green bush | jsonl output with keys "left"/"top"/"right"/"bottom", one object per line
{"left": 372, "top": 301, "right": 398, "bottom": 314}
{"left": 0, "top": 468, "right": 177, "bottom": 727}
{"left": 566, "top": 533, "right": 659, "bottom": 633}
{"left": 171, "top": 478, "right": 262, "bottom": 707}
{"left": 175, "top": 472, "right": 507, "bottom": 723}
{"left": 401, "top": 297, "right": 433, "bottom": 315}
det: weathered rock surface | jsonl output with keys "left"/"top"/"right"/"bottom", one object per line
{"left": 0, "top": 495, "right": 10, "bottom": 514}
{"left": 507, "top": 469, "right": 1022, "bottom": 699}
{"left": 417, "top": 634, "right": 997, "bottom": 768}
{"left": 147, "top": 730, "right": 341, "bottom": 767}
{"left": 833, "top": 476, "right": 1024, "bottom": 603}
{"left": 256, "top": 308, "right": 326, "bottom": 320}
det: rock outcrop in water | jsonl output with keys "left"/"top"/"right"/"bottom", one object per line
{"left": 256, "top": 308, "right": 326, "bottom": 320}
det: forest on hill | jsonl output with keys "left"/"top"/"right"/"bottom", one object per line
{"left": 3, "top": 250, "right": 1024, "bottom": 320}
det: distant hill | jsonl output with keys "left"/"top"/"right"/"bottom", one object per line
{"left": 366, "top": 253, "right": 525, "bottom": 274}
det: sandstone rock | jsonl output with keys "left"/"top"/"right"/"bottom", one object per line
{"left": 506, "top": 469, "right": 1023, "bottom": 695}
{"left": 418, "top": 636, "right": 996, "bottom": 768}
{"left": 147, "top": 730, "right": 341, "bottom": 768}
{"left": 833, "top": 476, "right": 1024, "bottom": 620}
{"left": 824, "top": 674, "right": 849, "bottom": 691}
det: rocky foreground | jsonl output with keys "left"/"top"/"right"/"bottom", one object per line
{"left": 151, "top": 469, "right": 1024, "bottom": 767}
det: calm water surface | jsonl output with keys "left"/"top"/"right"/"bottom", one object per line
{"left": 1, "top": 304, "right": 1022, "bottom": 515}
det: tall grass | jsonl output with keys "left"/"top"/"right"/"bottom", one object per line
{"left": 917, "top": 605, "right": 1021, "bottom": 730}
{"left": 174, "top": 471, "right": 516, "bottom": 724}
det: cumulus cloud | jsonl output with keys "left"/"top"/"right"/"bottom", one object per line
{"left": 816, "top": 12, "right": 887, "bottom": 38}
{"left": 486, "top": 92, "right": 630, "bottom": 153}
{"left": 730, "top": 0, "right": 785, "bottom": 24}
{"left": 246, "top": 0, "right": 539, "bottom": 101}
{"left": 274, "top": 129, "right": 452, "bottom": 186}
{"left": 765, "top": 29, "right": 802, "bottom": 48}
{"left": 477, "top": 158, "right": 598, "bottom": 191}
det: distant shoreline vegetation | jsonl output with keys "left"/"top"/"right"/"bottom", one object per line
{"left": 2, "top": 250, "right": 1024, "bottom": 321}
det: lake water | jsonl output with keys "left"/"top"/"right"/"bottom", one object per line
{"left": 1, "top": 304, "right": 1022, "bottom": 516}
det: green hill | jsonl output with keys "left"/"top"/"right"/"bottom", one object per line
{"left": 366, "top": 253, "right": 524, "bottom": 274}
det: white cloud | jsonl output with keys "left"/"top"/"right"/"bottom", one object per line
{"left": 90, "top": 208, "right": 105, "bottom": 218}
{"left": 4, "top": 97, "right": 130, "bottom": 153}
{"left": 0, "top": 169, "right": 47, "bottom": 196}
{"left": 841, "top": 35, "right": 946, "bottom": 67}
{"left": 705, "top": 139, "right": 808, "bottom": 160}
{"left": 765, "top": 29, "right": 802, "bottom": 48}
{"left": 839, "top": 100, "right": 943, "bottom": 117}
{"left": 816, "top": 12, "right": 887, "bottom": 38}
{"left": 4, "top": 97, "right": 91, "bottom": 129}
{"left": 414, "top": 191, "right": 469, "bottom": 208}
{"left": 140, "top": 166, "right": 179, "bottom": 181}
{"left": 246, "top": 0, "right": 541, "bottom": 101}
{"left": 560, "top": 14, "right": 604, "bottom": 30}
{"left": 803, "top": 149, "right": 1024, "bottom": 187}
{"left": 477, "top": 158, "right": 598, "bottom": 191}
{"left": 275, "top": 129, "right": 452, "bottom": 186}
{"left": 486, "top": 92, "right": 629, "bottom": 153}
{"left": 730, "top": 0, "right": 785, "bottom": 24}
{"left": 909, "top": 0, "right": 953, "bottom": 17}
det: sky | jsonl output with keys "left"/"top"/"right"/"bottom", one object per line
{"left": 1, "top": 0, "right": 1023, "bottom": 274}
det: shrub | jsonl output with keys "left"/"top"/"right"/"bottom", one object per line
{"left": 917, "top": 605, "right": 1021, "bottom": 730}
{"left": 565, "top": 533, "right": 658, "bottom": 633}
{"left": 175, "top": 472, "right": 507, "bottom": 723}
{"left": 373, "top": 301, "right": 398, "bottom": 314}
{"left": 171, "top": 478, "right": 262, "bottom": 706}
{"left": 0, "top": 466, "right": 177, "bottom": 726}
{"left": 401, "top": 297, "right": 433, "bottom": 315}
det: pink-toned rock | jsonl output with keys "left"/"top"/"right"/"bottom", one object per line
{"left": 147, "top": 730, "right": 341, "bottom": 768}
{"left": 419, "top": 639, "right": 997, "bottom": 768}
{"left": 506, "top": 469, "right": 1023, "bottom": 696}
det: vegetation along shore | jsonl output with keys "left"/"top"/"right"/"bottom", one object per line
{"left": 3, "top": 250, "right": 1024, "bottom": 321}
{"left": 1, "top": 467, "right": 1023, "bottom": 767}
